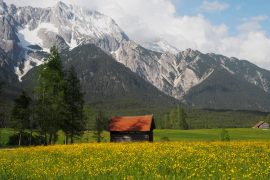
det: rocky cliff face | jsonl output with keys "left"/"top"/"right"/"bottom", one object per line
{"left": 0, "top": 1, "right": 129, "bottom": 80}
{"left": 2, "top": 1, "right": 270, "bottom": 111}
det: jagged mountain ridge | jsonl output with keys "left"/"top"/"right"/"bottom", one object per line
{"left": 0, "top": 1, "right": 236, "bottom": 95}
{"left": 21, "top": 44, "right": 180, "bottom": 108}
{"left": 1, "top": 1, "right": 270, "bottom": 111}
{"left": 62, "top": 44, "right": 179, "bottom": 107}
{"left": 0, "top": 1, "right": 129, "bottom": 79}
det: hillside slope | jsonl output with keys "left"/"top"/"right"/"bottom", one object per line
{"left": 184, "top": 68, "right": 270, "bottom": 111}
{"left": 22, "top": 44, "right": 180, "bottom": 109}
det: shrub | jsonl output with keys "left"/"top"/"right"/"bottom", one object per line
{"left": 7, "top": 132, "right": 45, "bottom": 146}
{"left": 220, "top": 128, "right": 230, "bottom": 141}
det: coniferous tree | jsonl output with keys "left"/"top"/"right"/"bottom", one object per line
{"left": 178, "top": 107, "right": 189, "bottom": 130}
{"left": 29, "top": 92, "right": 37, "bottom": 145}
{"left": 35, "top": 46, "right": 66, "bottom": 145}
{"left": 11, "top": 91, "right": 31, "bottom": 146}
{"left": 62, "top": 66, "right": 85, "bottom": 144}
{"left": 168, "top": 108, "right": 178, "bottom": 128}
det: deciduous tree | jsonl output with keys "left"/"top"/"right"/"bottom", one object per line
{"left": 93, "top": 111, "right": 107, "bottom": 142}
{"left": 11, "top": 91, "right": 31, "bottom": 146}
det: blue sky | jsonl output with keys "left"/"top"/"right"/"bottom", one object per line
{"left": 172, "top": 0, "right": 270, "bottom": 36}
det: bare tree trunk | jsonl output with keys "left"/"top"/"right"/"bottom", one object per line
{"left": 18, "top": 131, "right": 21, "bottom": 146}
{"left": 98, "top": 132, "right": 101, "bottom": 143}
{"left": 53, "top": 131, "right": 57, "bottom": 144}
{"left": 0, "top": 129, "right": 2, "bottom": 146}
{"left": 42, "top": 89, "right": 47, "bottom": 146}
{"left": 44, "top": 132, "right": 48, "bottom": 146}
{"left": 70, "top": 133, "right": 74, "bottom": 144}
{"left": 29, "top": 103, "right": 34, "bottom": 146}
{"left": 49, "top": 133, "right": 52, "bottom": 145}
{"left": 29, "top": 129, "right": 32, "bottom": 146}
{"left": 65, "top": 135, "right": 68, "bottom": 145}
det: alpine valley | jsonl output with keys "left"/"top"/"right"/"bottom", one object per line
{"left": 1, "top": 0, "right": 270, "bottom": 112}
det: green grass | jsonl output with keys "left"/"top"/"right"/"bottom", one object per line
{"left": 155, "top": 128, "right": 270, "bottom": 141}
{"left": 61, "top": 128, "right": 270, "bottom": 142}
{"left": 1, "top": 128, "right": 269, "bottom": 147}
{"left": 0, "top": 128, "right": 14, "bottom": 146}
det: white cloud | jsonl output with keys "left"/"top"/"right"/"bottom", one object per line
{"left": 5, "top": 0, "right": 270, "bottom": 69}
{"left": 238, "top": 15, "right": 268, "bottom": 34}
{"left": 6, "top": 0, "right": 57, "bottom": 7}
{"left": 200, "top": 0, "right": 229, "bottom": 12}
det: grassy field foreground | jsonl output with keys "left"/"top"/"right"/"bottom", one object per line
{"left": 1, "top": 141, "right": 270, "bottom": 179}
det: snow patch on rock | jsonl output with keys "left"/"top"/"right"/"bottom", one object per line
{"left": 142, "top": 40, "right": 179, "bottom": 54}
{"left": 257, "top": 71, "right": 269, "bottom": 92}
{"left": 17, "top": 23, "right": 59, "bottom": 52}
{"left": 221, "top": 64, "right": 235, "bottom": 74}
{"left": 15, "top": 53, "right": 44, "bottom": 81}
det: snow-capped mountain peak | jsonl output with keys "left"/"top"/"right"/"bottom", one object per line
{"left": 0, "top": 1, "right": 130, "bottom": 80}
{"left": 142, "top": 40, "right": 179, "bottom": 54}
{"left": 14, "top": 1, "right": 127, "bottom": 52}
{"left": 2, "top": 0, "right": 270, "bottom": 112}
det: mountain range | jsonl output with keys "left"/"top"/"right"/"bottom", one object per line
{"left": 1, "top": 1, "right": 270, "bottom": 111}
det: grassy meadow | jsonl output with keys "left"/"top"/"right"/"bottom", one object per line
{"left": 1, "top": 128, "right": 270, "bottom": 179}
{"left": 1, "top": 141, "right": 270, "bottom": 179}
{"left": 1, "top": 128, "right": 270, "bottom": 146}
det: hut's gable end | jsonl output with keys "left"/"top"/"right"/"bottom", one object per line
{"left": 110, "top": 132, "right": 153, "bottom": 142}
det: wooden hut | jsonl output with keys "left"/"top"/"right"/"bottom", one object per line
{"left": 252, "top": 121, "right": 269, "bottom": 129}
{"left": 108, "top": 115, "right": 155, "bottom": 142}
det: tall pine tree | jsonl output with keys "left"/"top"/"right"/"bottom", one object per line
{"left": 35, "top": 46, "right": 66, "bottom": 145}
{"left": 11, "top": 91, "right": 31, "bottom": 146}
{"left": 63, "top": 66, "right": 85, "bottom": 144}
{"left": 178, "top": 107, "right": 188, "bottom": 130}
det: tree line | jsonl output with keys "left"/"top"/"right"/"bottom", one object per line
{"left": 160, "top": 106, "right": 189, "bottom": 129}
{"left": 10, "top": 46, "right": 106, "bottom": 146}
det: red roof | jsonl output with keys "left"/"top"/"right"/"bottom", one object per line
{"left": 108, "top": 115, "right": 154, "bottom": 132}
